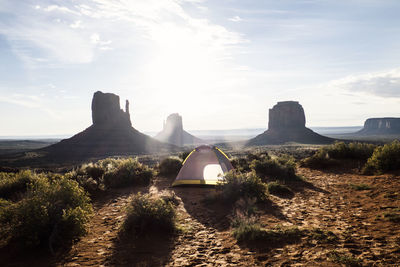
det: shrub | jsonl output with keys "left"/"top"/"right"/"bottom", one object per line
{"left": 310, "top": 228, "right": 338, "bottom": 243}
{"left": 250, "top": 156, "right": 299, "bottom": 182}
{"left": 0, "top": 174, "right": 92, "bottom": 250}
{"left": 159, "top": 191, "right": 180, "bottom": 206}
{"left": 123, "top": 193, "right": 177, "bottom": 236}
{"left": 301, "top": 142, "right": 377, "bottom": 169}
{"left": 349, "top": 183, "right": 372, "bottom": 191}
{"left": 326, "top": 142, "right": 376, "bottom": 160}
{"left": 363, "top": 140, "right": 400, "bottom": 174}
{"left": 158, "top": 157, "right": 182, "bottom": 176}
{"left": 80, "top": 163, "right": 105, "bottom": 181}
{"left": 216, "top": 171, "right": 267, "bottom": 202}
{"left": 232, "top": 216, "right": 302, "bottom": 244}
{"left": 267, "top": 181, "right": 293, "bottom": 196}
{"left": 300, "top": 150, "right": 338, "bottom": 169}
{"left": 230, "top": 157, "right": 251, "bottom": 173}
{"left": 232, "top": 216, "right": 264, "bottom": 242}
{"left": 66, "top": 158, "right": 155, "bottom": 191}
{"left": 0, "top": 170, "right": 38, "bottom": 200}
{"left": 179, "top": 151, "right": 191, "bottom": 161}
{"left": 328, "top": 250, "right": 362, "bottom": 267}
{"left": 66, "top": 170, "right": 102, "bottom": 195}
{"left": 103, "top": 158, "right": 154, "bottom": 188}
{"left": 231, "top": 152, "right": 271, "bottom": 173}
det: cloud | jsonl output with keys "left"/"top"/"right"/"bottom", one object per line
{"left": 328, "top": 68, "right": 400, "bottom": 98}
{"left": 0, "top": 93, "right": 62, "bottom": 118}
{"left": 0, "top": 0, "right": 244, "bottom": 67}
{"left": 43, "top": 4, "right": 80, "bottom": 15}
{"left": 229, "top": 16, "right": 243, "bottom": 22}
{"left": 70, "top": 20, "right": 82, "bottom": 29}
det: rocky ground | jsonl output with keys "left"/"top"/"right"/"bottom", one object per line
{"left": 4, "top": 167, "right": 400, "bottom": 266}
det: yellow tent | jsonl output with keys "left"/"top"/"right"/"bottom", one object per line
{"left": 172, "top": 145, "right": 234, "bottom": 186}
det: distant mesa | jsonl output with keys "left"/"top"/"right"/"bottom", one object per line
{"left": 40, "top": 91, "right": 174, "bottom": 161}
{"left": 356, "top": 117, "right": 400, "bottom": 135}
{"left": 247, "top": 101, "right": 333, "bottom": 145}
{"left": 154, "top": 113, "right": 204, "bottom": 147}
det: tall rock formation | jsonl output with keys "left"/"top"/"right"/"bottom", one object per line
{"left": 357, "top": 117, "right": 400, "bottom": 135}
{"left": 154, "top": 113, "right": 204, "bottom": 147}
{"left": 91, "top": 91, "right": 131, "bottom": 126}
{"left": 40, "top": 91, "right": 174, "bottom": 161}
{"left": 247, "top": 101, "right": 333, "bottom": 145}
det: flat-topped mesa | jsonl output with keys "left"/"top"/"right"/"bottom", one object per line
{"left": 91, "top": 91, "right": 131, "bottom": 127}
{"left": 357, "top": 117, "right": 400, "bottom": 135}
{"left": 268, "top": 101, "right": 305, "bottom": 130}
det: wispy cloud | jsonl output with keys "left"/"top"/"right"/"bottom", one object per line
{"left": 229, "top": 16, "right": 243, "bottom": 22}
{"left": 0, "top": 0, "right": 245, "bottom": 67}
{"left": 0, "top": 93, "right": 62, "bottom": 118}
{"left": 327, "top": 68, "right": 400, "bottom": 98}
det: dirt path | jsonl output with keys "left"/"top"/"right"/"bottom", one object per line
{"left": 60, "top": 187, "right": 145, "bottom": 267}
{"left": 59, "top": 178, "right": 257, "bottom": 266}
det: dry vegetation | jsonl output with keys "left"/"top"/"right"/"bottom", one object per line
{"left": 1, "top": 141, "right": 400, "bottom": 266}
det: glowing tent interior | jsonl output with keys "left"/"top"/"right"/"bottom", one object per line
{"left": 172, "top": 145, "right": 234, "bottom": 186}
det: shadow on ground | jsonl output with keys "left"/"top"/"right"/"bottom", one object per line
{"left": 108, "top": 232, "right": 176, "bottom": 266}
{"left": 172, "top": 186, "right": 287, "bottom": 230}
{"left": 284, "top": 178, "right": 329, "bottom": 195}
{"left": 0, "top": 245, "right": 57, "bottom": 267}
{"left": 237, "top": 230, "right": 304, "bottom": 254}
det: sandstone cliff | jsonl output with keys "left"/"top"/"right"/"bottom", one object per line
{"left": 357, "top": 117, "right": 400, "bottom": 135}
{"left": 247, "top": 101, "right": 333, "bottom": 145}
{"left": 40, "top": 91, "right": 174, "bottom": 161}
{"left": 154, "top": 113, "right": 204, "bottom": 147}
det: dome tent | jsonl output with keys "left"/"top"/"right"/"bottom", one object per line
{"left": 172, "top": 145, "right": 234, "bottom": 186}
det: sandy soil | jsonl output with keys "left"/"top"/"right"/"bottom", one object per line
{"left": 3, "top": 167, "right": 400, "bottom": 266}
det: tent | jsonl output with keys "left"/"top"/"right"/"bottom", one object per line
{"left": 172, "top": 145, "right": 234, "bottom": 186}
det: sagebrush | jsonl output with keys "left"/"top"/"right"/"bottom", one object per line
{"left": 123, "top": 193, "right": 177, "bottom": 236}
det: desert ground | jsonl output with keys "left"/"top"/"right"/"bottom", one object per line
{"left": 1, "top": 145, "right": 399, "bottom": 267}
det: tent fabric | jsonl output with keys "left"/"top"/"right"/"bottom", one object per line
{"left": 172, "top": 145, "right": 234, "bottom": 186}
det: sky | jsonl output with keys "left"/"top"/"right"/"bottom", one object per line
{"left": 1, "top": 0, "right": 400, "bottom": 136}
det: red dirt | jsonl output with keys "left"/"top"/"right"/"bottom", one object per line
{"left": 3, "top": 167, "right": 400, "bottom": 266}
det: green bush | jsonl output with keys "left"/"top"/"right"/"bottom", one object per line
{"left": 301, "top": 142, "right": 377, "bottom": 169}
{"left": 349, "top": 183, "right": 372, "bottom": 191}
{"left": 328, "top": 250, "right": 362, "bottom": 267}
{"left": 103, "top": 158, "right": 154, "bottom": 188}
{"left": 363, "top": 140, "right": 400, "bottom": 174}
{"left": 0, "top": 171, "right": 38, "bottom": 200}
{"left": 123, "top": 193, "right": 177, "bottom": 236}
{"left": 267, "top": 181, "right": 293, "bottom": 196}
{"left": 250, "top": 156, "right": 300, "bottom": 182}
{"left": 232, "top": 216, "right": 302, "bottom": 244}
{"left": 66, "top": 158, "right": 155, "bottom": 191}
{"left": 216, "top": 171, "right": 267, "bottom": 202}
{"left": 0, "top": 174, "right": 92, "bottom": 250}
{"left": 230, "top": 157, "right": 251, "bottom": 173}
{"left": 310, "top": 228, "right": 338, "bottom": 243}
{"left": 158, "top": 157, "right": 182, "bottom": 176}
{"left": 179, "top": 151, "right": 192, "bottom": 161}
{"left": 231, "top": 152, "right": 270, "bottom": 173}
{"left": 300, "top": 150, "right": 338, "bottom": 169}
{"left": 325, "top": 142, "right": 376, "bottom": 160}
{"left": 66, "top": 169, "right": 102, "bottom": 194}
{"left": 232, "top": 216, "right": 264, "bottom": 242}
